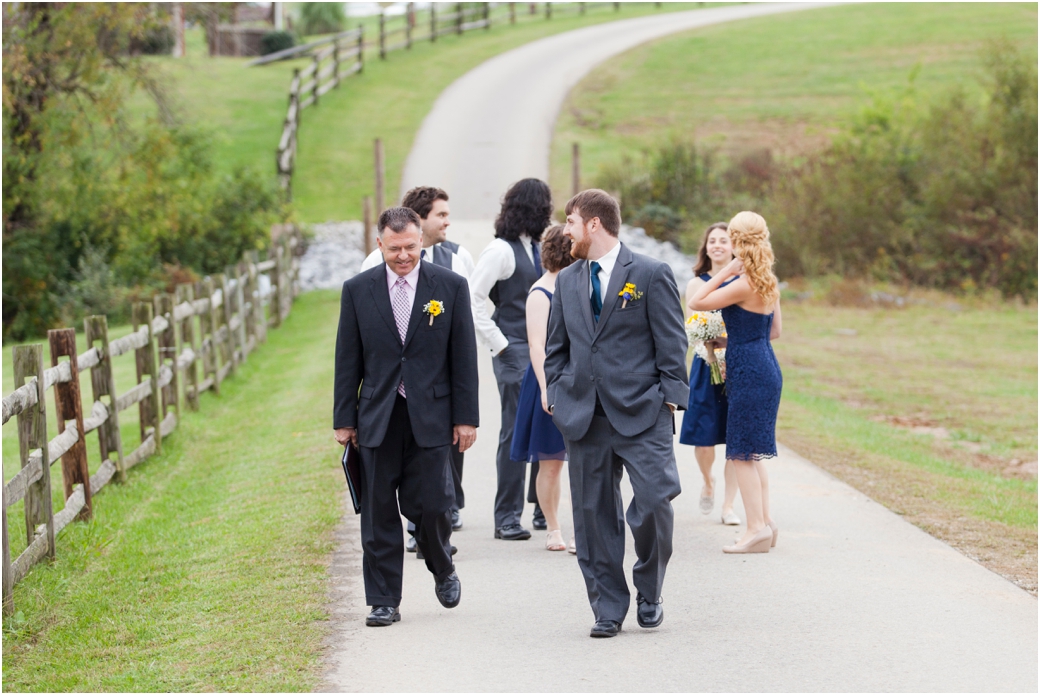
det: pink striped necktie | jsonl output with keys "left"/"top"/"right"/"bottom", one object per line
{"left": 391, "top": 276, "right": 410, "bottom": 397}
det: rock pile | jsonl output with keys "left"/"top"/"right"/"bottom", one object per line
{"left": 297, "top": 221, "right": 696, "bottom": 291}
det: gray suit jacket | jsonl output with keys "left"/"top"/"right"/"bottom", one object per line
{"left": 545, "top": 243, "right": 689, "bottom": 441}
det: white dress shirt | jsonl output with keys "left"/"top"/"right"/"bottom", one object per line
{"left": 361, "top": 244, "right": 474, "bottom": 279}
{"left": 469, "top": 235, "right": 536, "bottom": 355}
{"left": 588, "top": 240, "right": 622, "bottom": 304}
{"left": 385, "top": 260, "right": 420, "bottom": 313}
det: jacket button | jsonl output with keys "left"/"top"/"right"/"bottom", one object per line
{"left": 591, "top": 346, "right": 598, "bottom": 353}
{"left": 589, "top": 375, "right": 595, "bottom": 381}
{"left": 402, "top": 357, "right": 407, "bottom": 362}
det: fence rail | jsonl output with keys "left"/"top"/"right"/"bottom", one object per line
{"left": 269, "top": 2, "right": 642, "bottom": 197}
{"left": 1, "top": 230, "right": 302, "bottom": 614}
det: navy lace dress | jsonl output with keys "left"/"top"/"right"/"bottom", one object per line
{"left": 679, "top": 273, "right": 737, "bottom": 447}
{"left": 721, "top": 303, "right": 782, "bottom": 460}
{"left": 511, "top": 287, "right": 568, "bottom": 463}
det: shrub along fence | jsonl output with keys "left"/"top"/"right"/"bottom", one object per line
{"left": 263, "top": 2, "right": 633, "bottom": 197}
{"left": 1, "top": 231, "right": 302, "bottom": 614}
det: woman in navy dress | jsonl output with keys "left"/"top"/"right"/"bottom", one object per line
{"left": 680, "top": 223, "right": 741, "bottom": 526}
{"left": 689, "top": 211, "right": 783, "bottom": 554}
{"left": 511, "top": 226, "right": 575, "bottom": 552}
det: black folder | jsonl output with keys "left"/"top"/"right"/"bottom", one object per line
{"left": 341, "top": 443, "right": 361, "bottom": 514}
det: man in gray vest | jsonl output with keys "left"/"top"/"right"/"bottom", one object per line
{"left": 545, "top": 189, "right": 689, "bottom": 638}
{"left": 361, "top": 187, "right": 474, "bottom": 539}
{"left": 470, "top": 178, "right": 552, "bottom": 540}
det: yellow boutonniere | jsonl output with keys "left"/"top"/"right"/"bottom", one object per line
{"left": 618, "top": 282, "right": 643, "bottom": 309}
{"left": 424, "top": 300, "right": 444, "bottom": 325}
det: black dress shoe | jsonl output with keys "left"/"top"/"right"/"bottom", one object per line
{"left": 636, "top": 594, "right": 664, "bottom": 628}
{"left": 494, "top": 524, "right": 532, "bottom": 540}
{"left": 532, "top": 504, "right": 547, "bottom": 530}
{"left": 590, "top": 619, "right": 621, "bottom": 638}
{"left": 365, "top": 606, "right": 400, "bottom": 627}
{"left": 434, "top": 571, "right": 461, "bottom": 608}
{"left": 405, "top": 535, "right": 417, "bottom": 553}
{"left": 451, "top": 509, "right": 463, "bottom": 531}
{"left": 416, "top": 544, "right": 457, "bottom": 560}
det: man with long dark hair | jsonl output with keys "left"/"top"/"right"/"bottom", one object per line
{"left": 469, "top": 178, "right": 552, "bottom": 541}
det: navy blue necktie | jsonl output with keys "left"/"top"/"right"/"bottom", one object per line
{"left": 531, "top": 242, "right": 542, "bottom": 274}
{"left": 589, "top": 261, "right": 602, "bottom": 322}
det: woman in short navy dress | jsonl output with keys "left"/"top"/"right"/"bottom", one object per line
{"left": 689, "top": 211, "right": 783, "bottom": 555}
{"left": 511, "top": 226, "right": 575, "bottom": 552}
{"left": 680, "top": 223, "right": 741, "bottom": 526}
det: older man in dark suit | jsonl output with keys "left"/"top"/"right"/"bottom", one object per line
{"left": 545, "top": 189, "right": 689, "bottom": 639}
{"left": 334, "top": 207, "right": 479, "bottom": 627}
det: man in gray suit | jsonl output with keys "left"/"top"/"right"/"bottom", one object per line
{"left": 544, "top": 189, "right": 689, "bottom": 638}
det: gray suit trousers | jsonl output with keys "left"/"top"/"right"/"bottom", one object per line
{"left": 568, "top": 404, "right": 681, "bottom": 624}
{"left": 492, "top": 342, "right": 531, "bottom": 527}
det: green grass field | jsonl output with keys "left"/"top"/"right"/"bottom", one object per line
{"left": 549, "top": 2, "right": 1039, "bottom": 206}
{"left": 2, "top": 291, "right": 342, "bottom": 691}
{"left": 140, "top": 3, "right": 706, "bottom": 223}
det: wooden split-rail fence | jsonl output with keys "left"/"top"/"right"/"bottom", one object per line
{"left": 265, "top": 2, "right": 633, "bottom": 197}
{"left": 1, "top": 232, "right": 302, "bottom": 614}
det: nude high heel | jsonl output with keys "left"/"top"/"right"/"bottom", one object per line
{"left": 768, "top": 520, "right": 778, "bottom": 548}
{"left": 722, "top": 525, "right": 772, "bottom": 554}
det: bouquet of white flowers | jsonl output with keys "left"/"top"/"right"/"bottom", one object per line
{"left": 686, "top": 311, "right": 727, "bottom": 385}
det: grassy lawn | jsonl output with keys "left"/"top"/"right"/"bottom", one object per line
{"left": 549, "top": 2, "right": 1039, "bottom": 207}
{"left": 2, "top": 291, "right": 342, "bottom": 691}
{"left": 772, "top": 286, "right": 1037, "bottom": 593}
{"left": 138, "top": 3, "right": 706, "bottom": 223}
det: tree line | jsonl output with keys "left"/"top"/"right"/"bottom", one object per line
{"left": 2, "top": 3, "right": 284, "bottom": 341}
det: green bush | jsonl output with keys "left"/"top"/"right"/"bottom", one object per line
{"left": 261, "top": 31, "right": 295, "bottom": 56}
{"left": 299, "top": 3, "right": 345, "bottom": 35}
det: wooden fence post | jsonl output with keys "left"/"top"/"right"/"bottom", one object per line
{"left": 357, "top": 24, "right": 364, "bottom": 73}
{"left": 615, "top": 2, "right": 621, "bottom": 11}
{"left": 248, "top": 251, "right": 268, "bottom": 345}
{"left": 202, "top": 277, "right": 222, "bottom": 395}
{"left": 218, "top": 272, "right": 237, "bottom": 378}
{"left": 133, "top": 302, "right": 163, "bottom": 454}
{"left": 15, "top": 345, "right": 54, "bottom": 562}
{"left": 510, "top": 2, "right": 516, "bottom": 24}
{"left": 545, "top": 2, "right": 552, "bottom": 20}
{"left": 457, "top": 2, "right": 463, "bottom": 34}
{"left": 379, "top": 11, "right": 386, "bottom": 59}
{"left": 572, "top": 141, "right": 582, "bottom": 196}
{"left": 48, "top": 329, "right": 91, "bottom": 520}
{"left": 580, "top": 2, "right": 586, "bottom": 15}
{"left": 176, "top": 284, "right": 200, "bottom": 411}
{"left": 85, "top": 315, "right": 126, "bottom": 482}
{"left": 268, "top": 249, "right": 283, "bottom": 330}
{"left": 406, "top": 2, "right": 413, "bottom": 48}
{"left": 430, "top": 4, "right": 437, "bottom": 42}
{"left": 154, "top": 293, "right": 180, "bottom": 426}
{"left": 233, "top": 263, "right": 249, "bottom": 361}
{"left": 364, "top": 196, "right": 374, "bottom": 256}
{"left": 2, "top": 485, "right": 11, "bottom": 614}
{"left": 310, "top": 53, "right": 320, "bottom": 106}
{"left": 485, "top": 2, "right": 490, "bottom": 29}
{"left": 374, "top": 138, "right": 385, "bottom": 215}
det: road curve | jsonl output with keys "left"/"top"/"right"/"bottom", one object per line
{"left": 401, "top": 2, "right": 826, "bottom": 218}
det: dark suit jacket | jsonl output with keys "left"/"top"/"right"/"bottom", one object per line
{"left": 333, "top": 261, "right": 479, "bottom": 449}
{"left": 544, "top": 243, "right": 689, "bottom": 440}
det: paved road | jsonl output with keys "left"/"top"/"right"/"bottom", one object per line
{"left": 323, "top": 5, "right": 1037, "bottom": 691}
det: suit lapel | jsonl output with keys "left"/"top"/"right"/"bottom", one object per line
{"left": 403, "top": 263, "right": 437, "bottom": 351}
{"left": 370, "top": 266, "right": 399, "bottom": 339}
{"left": 578, "top": 260, "right": 596, "bottom": 336}
{"left": 594, "top": 243, "right": 633, "bottom": 337}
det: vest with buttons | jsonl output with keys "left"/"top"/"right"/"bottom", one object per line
{"left": 489, "top": 238, "right": 540, "bottom": 345}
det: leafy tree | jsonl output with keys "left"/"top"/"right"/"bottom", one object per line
{"left": 299, "top": 3, "right": 346, "bottom": 35}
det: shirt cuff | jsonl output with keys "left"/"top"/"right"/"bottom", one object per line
{"left": 488, "top": 333, "right": 510, "bottom": 356}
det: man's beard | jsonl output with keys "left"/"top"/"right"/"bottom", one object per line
{"left": 570, "top": 233, "right": 592, "bottom": 259}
